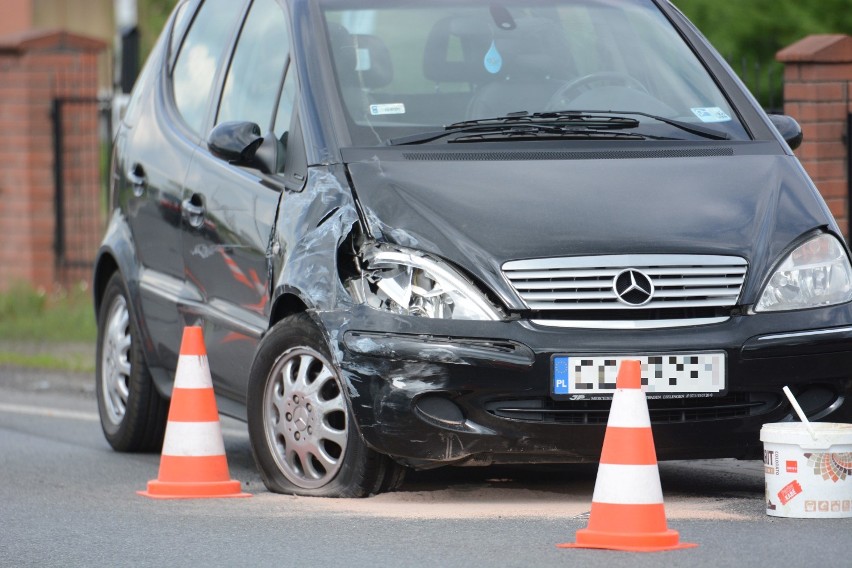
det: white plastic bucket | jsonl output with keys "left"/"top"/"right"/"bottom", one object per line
{"left": 760, "top": 422, "right": 852, "bottom": 518}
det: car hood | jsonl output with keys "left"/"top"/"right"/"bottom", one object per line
{"left": 345, "top": 148, "right": 833, "bottom": 308}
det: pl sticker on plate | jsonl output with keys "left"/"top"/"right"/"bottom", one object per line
{"left": 370, "top": 103, "right": 406, "bottom": 116}
{"left": 691, "top": 107, "right": 732, "bottom": 123}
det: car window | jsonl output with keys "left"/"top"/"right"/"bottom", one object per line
{"left": 217, "top": 0, "right": 290, "bottom": 130}
{"left": 273, "top": 69, "right": 297, "bottom": 141}
{"left": 168, "top": 0, "right": 195, "bottom": 69}
{"left": 320, "top": 0, "right": 750, "bottom": 146}
{"left": 172, "top": 0, "right": 245, "bottom": 135}
{"left": 122, "top": 35, "right": 164, "bottom": 128}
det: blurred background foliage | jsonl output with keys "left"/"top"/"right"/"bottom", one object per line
{"left": 675, "top": 0, "right": 852, "bottom": 109}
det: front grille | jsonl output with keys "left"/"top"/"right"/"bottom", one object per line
{"left": 485, "top": 392, "right": 781, "bottom": 425}
{"left": 503, "top": 254, "right": 747, "bottom": 327}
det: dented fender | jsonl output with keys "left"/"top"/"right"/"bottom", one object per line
{"left": 270, "top": 166, "right": 361, "bottom": 313}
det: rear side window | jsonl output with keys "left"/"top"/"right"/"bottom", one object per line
{"left": 172, "top": 0, "right": 245, "bottom": 134}
{"left": 217, "top": 0, "right": 290, "bottom": 130}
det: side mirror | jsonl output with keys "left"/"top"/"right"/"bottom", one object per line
{"left": 768, "top": 114, "right": 803, "bottom": 151}
{"left": 207, "top": 121, "right": 264, "bottom": 165}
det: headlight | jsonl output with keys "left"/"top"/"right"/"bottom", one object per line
{"left": 352, "top": 246, "right": 502, "bottom": 321}
{"left": 756, "top": 234, "right": 852, "bottom": 312}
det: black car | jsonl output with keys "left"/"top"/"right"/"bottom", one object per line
{"left": 94, "top": 0, "right": 852, "bottom": 497}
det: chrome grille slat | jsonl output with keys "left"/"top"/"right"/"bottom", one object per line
{"left": 525, "top": 298, "right": 738, "bottom": 310}
{"left": 652, "top": 276, "right": 746, "bottom": 286}
{"left": 504, "top": 254, "right": 747, "bottom": 270}
{"left": 503, "top": 254, "right": 748, "bottom": 326}
{"left": 505, "top": 266, "right": 747, "bottom": 280}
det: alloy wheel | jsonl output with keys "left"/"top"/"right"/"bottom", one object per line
{"left": 263, "top": 347, "right": 348, "bottom": 489}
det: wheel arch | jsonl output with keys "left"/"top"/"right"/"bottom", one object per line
{"left": 269, "top": 291, "right": 310, "bottom": 327}
{"left": 93, "top": 251, "right": 120, "bottom": 316}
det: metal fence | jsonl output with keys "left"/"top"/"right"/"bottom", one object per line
{"left": 51, "top": 96, "right": 112, "bottom": 288}
{"left": 727, "top": 56, "right": 784, "bottom": 114}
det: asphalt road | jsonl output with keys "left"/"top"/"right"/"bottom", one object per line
{"left": 2, "top": 367, "right": 851, "bottom": 568}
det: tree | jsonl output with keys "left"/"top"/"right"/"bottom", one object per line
{"left": 674, "top": 0, "right": 852, "bottom": 107}
{"left": 138, "top": 0, "right": 176, "bottom": 58}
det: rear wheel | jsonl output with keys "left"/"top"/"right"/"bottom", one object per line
{"left": 247, "top": 313, "right": 405, "bottom": 497}
{"left": 95, "top": 273, "right": 168, "bottom": 452}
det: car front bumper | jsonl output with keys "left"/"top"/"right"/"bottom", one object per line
{"left": 319, "top": 305, "right": 852, "bottom": 469}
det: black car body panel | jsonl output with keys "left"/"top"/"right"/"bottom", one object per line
{"left": 94, "top": 0, "right": 852, "bottom": 477}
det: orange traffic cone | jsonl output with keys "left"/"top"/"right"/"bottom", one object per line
{"left": 138, "top": 326, "right": 250, "bottom": 499}
{"left": 557, "top": 360, "right": 695, "bottom": 552}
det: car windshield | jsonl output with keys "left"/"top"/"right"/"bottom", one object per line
{"left": 319, "top": 0, "right": 750, "bottom": 147}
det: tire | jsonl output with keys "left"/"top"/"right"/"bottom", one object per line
{"left": 95, "top": 273, "right": 168, "bottom": 452}
{"left": 247, "top": 312, "right": 405, "bottom": 497}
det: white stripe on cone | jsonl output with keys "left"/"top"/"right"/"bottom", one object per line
{"left": 173, "top": 355, "right": 214, "bottom": 389}
{"left": 606, "top": 390, "right": 651, "bottom": 428}
{"left": 592, "top": 464, "right": 665, "bottom": 504}
{"left": 162, "top": 421, "right": 227, "bottom": 457}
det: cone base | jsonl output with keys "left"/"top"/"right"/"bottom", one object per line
{"left": 557, "top": 528, "right": 697, "bottom": 552}
{"left": 138, "top": 479, "right": 251, "bottom": 500}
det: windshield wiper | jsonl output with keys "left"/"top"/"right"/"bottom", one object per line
{"left": 447, "top": 113, "right": 641, "bottom": 130}
{"left": 450, "top": 128, "right": 649, "bottom": 143}
{"left": 536, "top": 109, "right": 731, "bottom": 141}
{"left": 387, "top": 114, "right": 641, "bottom": 146}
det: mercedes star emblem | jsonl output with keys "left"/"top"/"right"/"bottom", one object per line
{"left": 613, "top": 269, "right": 655, "bottom": 306}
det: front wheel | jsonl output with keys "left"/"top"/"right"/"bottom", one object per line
{"left": 247, "top": 313, "right": 405, "bottom": 497}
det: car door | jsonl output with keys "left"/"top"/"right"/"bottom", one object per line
{"left": 180, "top": 0, "right": 293, "bottom": 404}
{"left": 117, "top": 0, "right": 246, "bottom": 373}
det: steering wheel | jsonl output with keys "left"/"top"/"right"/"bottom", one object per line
{"left": 546, "top": 72, "right": 649, "bottom": 110}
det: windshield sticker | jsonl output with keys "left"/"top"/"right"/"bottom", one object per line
{"left": 355, "top": 48, "right": 372, "bottom": 72}
{"left": 484, "top": 40, "right": 503, "bottom": 74}
{"left": 691, "top": 107, "right": 732, "bottom": 123}
{"left": 370, "top": 103, "right": 406, "bottom": 116}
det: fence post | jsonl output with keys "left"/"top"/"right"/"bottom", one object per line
{"left": 777, "top": 35, "right": 852, "bottom": 239}
{"left": 51, "top": 98, "right": 65, "bottom": 267}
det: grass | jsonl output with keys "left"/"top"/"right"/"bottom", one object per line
{"left": 0, "top": 283, "right": 97, "bottom": 372}
{"left": 0, "top": 351, "right": 94, "bottom": 373}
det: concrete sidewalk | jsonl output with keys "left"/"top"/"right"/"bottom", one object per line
{"left": 0, "top": 365, "right": 93, "bottom": 395}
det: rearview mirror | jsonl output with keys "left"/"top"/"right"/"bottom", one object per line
{"left": 207, "top": 121, "right": 264, "bottom": 165}
{"left": 768, "top": 114, "right": 803, "bottom": 151}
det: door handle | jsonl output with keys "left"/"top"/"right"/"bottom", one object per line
{"left": 182, "top": 194, "right": 206, "bottom": 229}
{"left": 127, "top": 163, "right": 147, "bottom": 197}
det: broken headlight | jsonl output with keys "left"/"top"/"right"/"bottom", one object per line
{"left": 349, "top": 247, "right": 502, "bottom": 321}
{"left": 756, "top": 234, "right": 852, "bottom": 312}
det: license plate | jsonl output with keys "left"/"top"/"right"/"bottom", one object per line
{"left": 551, "top": 353, "right": 726, "bottom": 400}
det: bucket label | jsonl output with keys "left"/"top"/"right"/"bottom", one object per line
{"left": 805, "top": 500, "right": 852, "bottom": 513}
{"left": 764, "top": 449, "right": 779, "bottom": 476}
{"left": 778, "top": 480, "right": 803, "bottom": 505}
{"left": 805, "top": 452, "right": 852, "bottom": 483}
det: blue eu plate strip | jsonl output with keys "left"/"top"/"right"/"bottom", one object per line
{"left": 553, "top": 356, "right": 570, "bottom": 395}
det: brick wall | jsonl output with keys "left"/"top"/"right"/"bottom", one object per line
{"left": 778, "top": 35, "right": 852, "bottom": 238}
{"left": 0, "top": 30, "right": 106, "bottom": 292}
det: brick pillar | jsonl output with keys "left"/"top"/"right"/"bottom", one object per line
{"left": 778, "top": 35, "right": 852, "bottom": 238}
{"left": 0, "top": 30, "right": 106, "bottom": 292}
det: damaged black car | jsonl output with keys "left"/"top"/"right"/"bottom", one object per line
{"left": 94, "top": 0, "right": 852, "bottom": 497}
